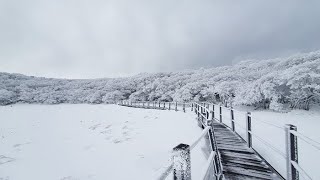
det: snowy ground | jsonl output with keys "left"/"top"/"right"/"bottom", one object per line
{"left": 1, "top": 104, "right": 319, "bottom": 180}
{"left": 214, "top": 105, "right": 320, "bottom": 180}
{"left": 0, "top": 104, "right": 208, "bottom": 180}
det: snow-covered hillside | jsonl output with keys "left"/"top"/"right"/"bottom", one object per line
{"left": 1, "top": 50, "right": 320, "bottom": 111}
{"left": 0, "top": 104, "right": 209, "bottom": 180}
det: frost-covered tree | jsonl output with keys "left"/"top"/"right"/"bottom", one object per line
{"left": 0, "top": 50, "right": 320, "bottom": 111}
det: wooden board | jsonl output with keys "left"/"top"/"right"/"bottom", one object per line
{"left": 211, "top": 121, "right": 282, "bottom": 180}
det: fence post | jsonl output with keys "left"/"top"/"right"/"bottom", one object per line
{"left": 285, "top": 124, "right": 299, "bottom": 180}
{"left": 246, "top": 112, "right": 252, "bottom": 148}
{"left": 169, "top": 102, "right": 171, "bottom": 110}
{"left": 164, "top": 102, "right": 166, "bottom": 109}
{"left": 231, "top": 108, "right": 235, "bottom": 132}
{"left": 191, "top": 103, "right": 193, "bottom": 111}
{"left": 173, "top": 144, "right": 191, "bottom": 180}
{"left": 175, "top": 102, "right": 178, "bottom": 111}
{"left": 219, "top": 106, "right": 222, "bottom": 123}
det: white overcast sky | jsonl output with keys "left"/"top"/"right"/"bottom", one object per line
{"left": 1, "top": 0, "right": 320, "bottom": 79}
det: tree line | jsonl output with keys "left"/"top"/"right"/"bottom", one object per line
{"left": 1, "top": 50, "right": 319, "bottom": 111}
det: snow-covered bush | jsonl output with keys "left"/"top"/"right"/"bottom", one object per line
{"left": 0, "top": 89, "right": 17, "bottom": 105}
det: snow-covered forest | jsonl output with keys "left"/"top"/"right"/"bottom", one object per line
{"left": 1, "top": 50, "right": 320, "bottom": 111}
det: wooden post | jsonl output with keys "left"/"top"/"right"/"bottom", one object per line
{"left": 285, "top": 124, "right": 299, "bottom": 180}
{"left": 183, "top": 103, "right": 186, "bottom": 113}
{"left": 191, "top": 103, "right": 193, "bottom": 111}
{"left": 219, "top": 106, "right": 222, "bottom": 123}
{"left": 175, "top": 102, "right": 178, "bottom": 111}
{"left": 169, "top": 102, "right": 171, "bottom": 110}
{"left": 246, "top": 112, "right": 252, "bottom": 148}
{"left": 173, "top": 144, "right": 191, "bottom": 180}
{"left": 164, "top": 102, "right": 166, "bottom": 109}
{"left": 231, "top": 109, "right": 235, "bottom": 132}
{"left": 211, "top": 105, "right": 215, "bottom": 120}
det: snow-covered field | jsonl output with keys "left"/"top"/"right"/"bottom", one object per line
{"left": 1, "top": 104, "right": 319, "bottom": 180}
{"left": 0, "top": 104, "right": 208, "bottom": 180}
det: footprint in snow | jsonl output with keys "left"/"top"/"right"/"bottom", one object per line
{"left": 113, "top": 139, "right": 122, "bottom": 144}
{"left": 0, "top": 176, "right": 10, "bottom": 180}
{"left": 105, "top": 124, "right": 112, "bottom": 129}
{"left": 100, "top": 129, "right": 112, "bottom": 134}
{"left": 0, "top": 155, "right": 15, "bottom": 165}
{"left": 89, "top": 124, "right": 101, "bottom": 130}
{"left": 60, "top": 176, "right": 78, "bottom": 180}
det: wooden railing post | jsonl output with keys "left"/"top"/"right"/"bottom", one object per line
{"left": 175, "top": 102, "right": 178, "bottom": 111}
{"left": 173, "top": 144, "right": 191, "bottom": 180}
{"left": 246, "top": 112, "right": 252, "bottom": 148}
{"left": 285, "top": 124, "right": 299, "bottom": 180}
{"left": 169, "top": 102, "right": 171, "bottom": 110}
{"left": 164, "top": 102, "right": 166, "bottom": 109}
{"left": 211, "top": 105, "right": 215, "bottom": 120}
{"left": 231, "top": 108, "right": 235, "bottom": 132}
{"left": 219, "top": 106, "right": 222, "bottom": 123}
{"left": 191, "top": 103, "right": 194, "bottom": 111}
{"left": 183, "top": 103, "right": 186, "bottom": 113}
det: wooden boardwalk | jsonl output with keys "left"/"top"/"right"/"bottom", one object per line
{"left": 211, "top": 121, "right": 281, "bottom": 180}
{"left": 119, "top": 102, "right": 284, "bottom": 180}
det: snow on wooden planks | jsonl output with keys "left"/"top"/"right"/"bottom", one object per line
{"left": 211, "top": 121, "right": 282, "bottom": 180}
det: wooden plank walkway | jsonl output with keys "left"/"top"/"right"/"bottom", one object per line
{"left": 119, "top": 102, "right": 283, "bottom": 180}
{"left": 211, "top": 121, "right": 281, "bottom": 180}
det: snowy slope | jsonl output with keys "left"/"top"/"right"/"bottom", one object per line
{"left": 0, "top": 104, "right": 207, "bottom": 180}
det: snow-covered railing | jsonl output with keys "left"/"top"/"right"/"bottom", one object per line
{"left": 118, "top": 100, "right": 189, "bottom": 112}
{"left": 155, "top": 126, "right": 223, "bottom": 180}
{"left": 119, "top": 101, "right": 222, "bottom": 179}
{"left": 118, "top": 100, "right": 320, "bottom": 179}
{"left": 197, "top": 102, "right": 320, "bottom": 180}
